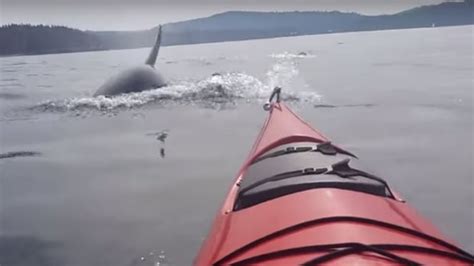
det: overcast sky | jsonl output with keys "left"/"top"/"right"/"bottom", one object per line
{"left": 1, "top": 0, "right": 451, "bottom": 31}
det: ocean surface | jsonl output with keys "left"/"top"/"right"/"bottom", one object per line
{"left": 0, "top": 25, "right": 473, "bottom": 266}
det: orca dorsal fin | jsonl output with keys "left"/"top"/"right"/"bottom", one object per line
{"left": 145, "top": 25, "right": 162, "bottom": 67}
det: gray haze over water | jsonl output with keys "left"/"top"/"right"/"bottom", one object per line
{"left": 0, "top": 25, "right": 473, "bottom": 265}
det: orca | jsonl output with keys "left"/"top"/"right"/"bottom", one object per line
{"left": 94, "top": 25, "right": 166, "bottom": 97}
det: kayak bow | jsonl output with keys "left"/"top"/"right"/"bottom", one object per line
{"left": 195, "top": 88, "right": 474, "bottom": 265}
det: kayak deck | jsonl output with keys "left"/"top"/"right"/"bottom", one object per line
{"left": 235, "top": 141, "right": 391, "bottom": 210}
{"left": 195, "top": 94, "right": 474, "bottom": 265}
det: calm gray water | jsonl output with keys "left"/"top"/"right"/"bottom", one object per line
{"left": 1, "top": 25, "right": 473, "bottom": 266}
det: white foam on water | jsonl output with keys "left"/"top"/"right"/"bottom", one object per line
{"left": 269, "top": 51, "right": 316, "bottom": 59}
{"left": 33, "top": 60, "right": 321, "bottom": 113}
{"left": 266, "top": 60, "right": 299, "bottom": 89}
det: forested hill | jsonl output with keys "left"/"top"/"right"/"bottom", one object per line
{"left": 1, "top": 0, "right": 473, "bottom": 56}
{"left": 0, "top": 25, "right": 103, "bottom": 55}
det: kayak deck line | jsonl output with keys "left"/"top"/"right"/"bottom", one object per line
{"left": 207, "top": 188, "right": 474, "bottom": 265}
{"left": 213, "top": 216, "right": 474, "bottom": 265}
{"left": 233, "top": 243, "right": 474, "bottom": 265}
{"left": 194, "top": 88, "right": 474, "bottom": 265}
{"left": 251, "top": 141, "right": 357, "bottom": 164}
{"left": 235, "top": 157, "right": 397, "bottom": 211}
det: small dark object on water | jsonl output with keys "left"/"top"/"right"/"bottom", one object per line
{"left": 343, "top": 103, "right": 376, "bottom": 108}
{"left": 160, "top": 148, "right": 165, "bottom": 158}
{"left": 314, "top": 104, "right": 337, "bottom": 108}
{"left": 157, "top": 132, "right": 168, "bottom": 143}
{"left": 0, "top": 151, "right": 41, "bottom": 159}
{"left": 314, "top": 104, "right": 376, "bottom": 109}
{"left": 146, "top": 130, "right": 169, "bottom": 143}
{"left": 297, "top": 52, "right": 307, "bottom": 56}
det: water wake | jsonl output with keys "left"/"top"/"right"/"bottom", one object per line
{"left": 33, "top": 60, "right": 321, "bottom": 113}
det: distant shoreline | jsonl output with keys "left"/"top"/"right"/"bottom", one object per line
{"left": 1, "top": 1, "right": 472, "bottom": 57}
{"left": 1, "top": 25, "right": 472, "bottom": 58}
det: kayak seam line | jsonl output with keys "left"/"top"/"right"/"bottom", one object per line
{"left": 213, "top": 216, "right": 474, "bottom": 265}
{"left": 234, "top": 243, "right": 445, "bottom": 265}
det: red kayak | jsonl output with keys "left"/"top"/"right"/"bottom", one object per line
{"left": 195, "top": 88, "right": 474, "bottom": 265}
